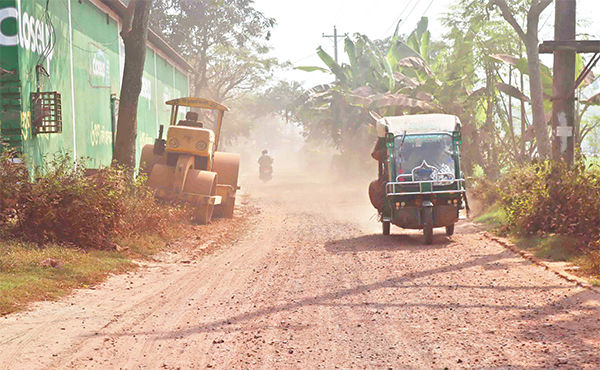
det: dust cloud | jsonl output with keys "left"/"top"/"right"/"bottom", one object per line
{"left": 227, "top": 117, "right": 381, "bottom": 233}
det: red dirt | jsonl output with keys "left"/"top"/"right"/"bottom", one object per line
{"left": 0, "top": 170, "right": 599, "bottom": 369}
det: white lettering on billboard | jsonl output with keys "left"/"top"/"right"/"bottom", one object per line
{"left": 0, "top": 5, "right": 54, "bottom": 61}
{"left": 0, "top": 7, "right": 19, "bottom": 45}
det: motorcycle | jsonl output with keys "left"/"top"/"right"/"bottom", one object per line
{"left": 259, "top": 164, "right": 273, "bottom": 182}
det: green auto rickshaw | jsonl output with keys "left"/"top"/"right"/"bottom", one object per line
{"left": 371, "top": 114, "right": 467, "bottom": 244}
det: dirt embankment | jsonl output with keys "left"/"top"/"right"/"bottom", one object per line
{"left": 0, "top": 170, "right": 599, "bottom": 369}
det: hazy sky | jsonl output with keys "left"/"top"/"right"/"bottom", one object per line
{"left": 253, "top": 0, "right": 600, "bottom": 89}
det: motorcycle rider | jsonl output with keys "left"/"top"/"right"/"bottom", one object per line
{"left": 258, "top": 150, "right": 274, "bottom": 178}
{"left": 258, "top": 149, "right": 274, "bottom": 167}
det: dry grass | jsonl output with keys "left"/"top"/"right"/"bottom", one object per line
{"left": 0, "top": 241, "right": 132, "bottom": 314}
{"left": 574, "top": 250, "right": 600, "bottom": 278}
{"left": 0, "top": 225, "right": 197, "bottom": 315}
{"left": 0, "top": 151, "right": 195, "bottom": 315}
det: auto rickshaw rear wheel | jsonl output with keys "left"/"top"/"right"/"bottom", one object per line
{"left": 445, "top": 224, "right": 455, "bottom": 236}
{"left": 382, "top": 221, "right": 390, "bottom": 235}
{"left": 423, "top": 207, "right": 433, "bottom": 245}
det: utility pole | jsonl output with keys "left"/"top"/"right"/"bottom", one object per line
{"left": 322, "top": 26, "right": 348, "bottom": 63}
{"left": 322, "top": 26, "right": 348, "bottom": 142}
{"left": 551, "top": 0, "right": 576, "bottom": 164}
{"left": 540, "top": 1, "right": 600, "bottom": 165}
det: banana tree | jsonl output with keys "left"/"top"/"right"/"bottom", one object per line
{"left": 293, "top": 17, "right": 477, "bottom": 172}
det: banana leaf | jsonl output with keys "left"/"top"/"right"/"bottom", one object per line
{"left": 387, "top": 40, "right": 422, "bottom": 68}
{"left": 345, "top": 38, "right": 357, "bottom": 70}
{"left": 576, "top": 54, "right": 596, "bottom": 88}
{"left": 393, "top": 72, "right": 420, "bottom": 88}
{"left": 415, "top": 90, "right": 434, "bottom": 102}
{"left": 294, "top": 66, "right": 330, "bottom": 73}
{"left": 420, "top": 30, "right": 431, "bottom": 64}
{"left": 490, "top": 54, "right": 519, "bottom": 66}
{"left": 406, "top": 32, "right": 421, "bottom": 57}
{"left": 294, "top": 84, "right": 333, "bottom": 106}
{"left": 496, "top": 82, "right": 530, "bottom": 102}
{"left": 583, "top": 91, "right": 600, "bottom": 105}
{"left": 316, "top": 46, "right": 347, "bottom": 85}
{"left": 398, "top": 57, "right": 434, "bottom": 77}
{"left": 415, "top": 17, "right": 428, "bottom": 39}
{"left": 347, "top": 94, "right": 373, "bottom": 107}
{"left": 373, "top": 92, "right": 436, "bottom": 110}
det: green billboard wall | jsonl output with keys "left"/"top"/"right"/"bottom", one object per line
{"left": 0, "top": 0, "right": 190, "bottom": 169}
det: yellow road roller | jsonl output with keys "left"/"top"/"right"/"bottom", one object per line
{"left": 140, "top": 97, "right": 240, "bottom": 224}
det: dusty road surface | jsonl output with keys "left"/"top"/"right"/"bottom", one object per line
{"left": 1, "top": 167, "right": 599, "bottom": 369}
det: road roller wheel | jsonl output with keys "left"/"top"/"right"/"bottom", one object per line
{"left": 214, "top": 196, "right": 235, "bottom": 218}
{"left": 147, "top": 164, "right": 175, "bottom": 190}
{"left": 139, "top": 144, "right": 166, "bottom": 178}
{"left": 213, "top": 152, "right": 240, "bottom": 219}
{"left": 194, "top": 205, "right": 213, "bottom": 225}
{"left": 214, "top": 196, "right": 236, "bottom": 219}
{"left": 212, "top": 152, "right": 240, "bottom": 187}
{"left": 183, "top": 170, "right": 217, "bottom": 225}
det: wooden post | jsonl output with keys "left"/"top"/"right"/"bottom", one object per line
{"left": 551, "top": 0, "right": 576, "bottom": 164}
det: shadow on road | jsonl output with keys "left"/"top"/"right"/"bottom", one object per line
{"left": 324, "top": 233, "right": 452, "bottom": 253}
{"left": 97, "top": 251, "right": 593, "bottom": 341}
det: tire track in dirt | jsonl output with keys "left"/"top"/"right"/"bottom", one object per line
{"left": 2, "top": 172, "right": 600, "bottom": 369}
{"left": 55, "top": 204, "right": 277, "bottom": 369}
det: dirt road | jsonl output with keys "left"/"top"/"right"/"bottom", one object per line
{"left": 1, "top": 169, "right": 599, "bottom": 369}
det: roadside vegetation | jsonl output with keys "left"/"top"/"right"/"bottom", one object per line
{"left": 472, "top": 160, "right": 600, "bottom": 278}
{"left": 289, "top": 0, "right": 600, "bottom": 280}
{"left": 0, "top": 0, "right": 282, "bottom": 317}
{"left": 0, "top": 150, "right": 192, "bottom": 314}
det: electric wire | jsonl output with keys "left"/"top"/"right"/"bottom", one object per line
{"left": 395, "top": 0, "right": 421, "bottom": 35}
{"left": 331, "top": 0, "right": 347, "bottom": 24}
{"left": 380, "top": 0, "right": 414, "bottom": 39}
{"left": 36, "top": 0, "right": 56, "bottom": 68}
{"left": 292, "top": 46, "right": 334, "bottom": 66}
{"left": 362, "top": 0, "right": 384, "bottom": 20}
{"left": 59, "top": 0, "right": 120, "bottom": 52}
{"left": 333, "top": 0, "right": 356, "bottom": 25}
{"left": 419, "top": 0, "right": 435, "bottom": 21}
{"left": 539, "top": 8, "right": 554, "bottom": 33}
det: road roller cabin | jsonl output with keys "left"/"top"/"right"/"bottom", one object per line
{"left": 140, "top": 97, "right": 240, "bottom": 224}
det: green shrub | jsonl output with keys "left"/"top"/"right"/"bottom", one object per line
{"left": 500, "top": 161, "right": 600, "bottom": 252}
{"left": 0, "top": 152, "right": 190, "bottom": 249}
{"left": 469, "top": 177, "right": 501, "bottom": 207}
{"left": 0, "top": 149, "right": 29, "bottom": 228}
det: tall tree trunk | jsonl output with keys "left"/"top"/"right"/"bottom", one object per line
{"left": 485, "top": 64, "right": 499, "bottom": 180}
{"left": 520, "top": 64, "right": 527, "bottom": 162}
{"left": 524, "top": 37, "right": 551, "bottom": 158}
{"left": 491, "top": 0, "right": 552, "bottom": 158}
{"left": 113, "top": 0, "right": 152, "bottom": 169}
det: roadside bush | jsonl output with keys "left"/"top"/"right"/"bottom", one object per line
{"left": 0, "top": 152, "right": 190, "bottom": 249}
{"left": 0, "top": 149, "right": 29, "bottom": 227}
{"left": 500, "top": 161, "right": 600, "bottom": 252}
{"left": 468, "top": 177, "right": 501, "bottom": 207}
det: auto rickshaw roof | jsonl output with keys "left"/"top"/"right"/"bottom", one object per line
{"left": 376, "top": 114, "right": 461, "bottom": 137}
{"left": 166, "top": 97, "right": 230, "bottom": 111}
